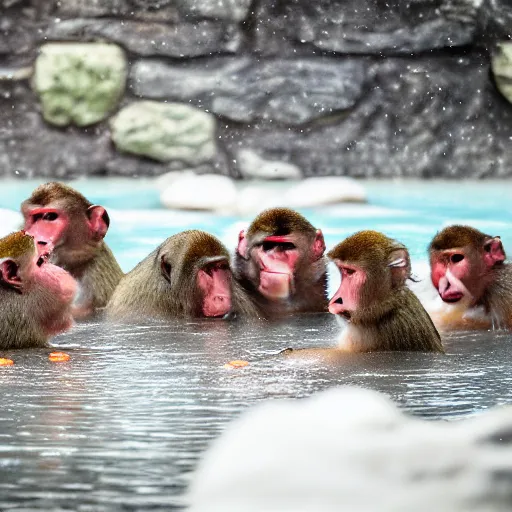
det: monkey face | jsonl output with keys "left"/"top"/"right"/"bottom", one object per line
{"left": 245, "top": 236, "right": 300, "bottom": 300}
{"left": 0, "top": 232, "right": 77, "bottom": 305}
{"left": 328, "top": 262, "right": 367, "bottom": 320}
{"left": 23, "top": 206, "right": 69, "bottom": 256}
{"left": 430, "top": 249, "right": 476, "bottom": 304}
{"left": 196, "top": 260, "right": 232, "bottom": 318}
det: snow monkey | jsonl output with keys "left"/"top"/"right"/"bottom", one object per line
{"left": 429, "top": 225, "right": 511, "bottom": 330}
{"left": 21, "top": 182, "right": 123, "bottom": 318}
{"left": 107, "top": 230, "right": 260, "bottom": 321}
{"left": 234, "top": 208, "right": 328, "bottom": 319}
{"left": 0, "top": 231, "right": 77, "bottom": 349}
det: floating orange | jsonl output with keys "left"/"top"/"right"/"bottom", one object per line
{"left": 49, "top": 352, "right": 70, "bottom": 362}
{"left": 223, "top": 360, "right": 249, "bottom": 369}
{"left": 0, "top": 358, "right": 14, "bottom": 366}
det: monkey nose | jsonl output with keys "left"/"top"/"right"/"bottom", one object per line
{"left": 334, "top": 297, "right": 343, "bottom": 305}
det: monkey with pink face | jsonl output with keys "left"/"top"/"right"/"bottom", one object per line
{"left": 234, "top": 208, "right": 328, "bottom": 319}
{"left": 278, "top": 230, "right": 443, "bottom": 360}
{"left": 428, "top": 225, "right": 512, "bottom": 330}
{"left": 0, "top": 231, "right": 77, "bottom": 349}
{"left": 21, "top": 182, "right": 123, "bottom": 319}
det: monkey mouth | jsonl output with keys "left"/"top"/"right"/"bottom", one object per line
{"left": 440, "top": 292, "right": 464, "bottom": 303}
{"left": 339, "top": 310, "right": 352, "bottom": 321}
{"left": 36, "top": 252, "right": 50, "bottom": 267}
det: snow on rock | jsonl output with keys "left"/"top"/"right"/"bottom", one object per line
{"left": 159, "top": 174, "right": 367, "bottom": 213}
{"left": 160, "top": 173, "right": 237, "bottom": 213}
{"left": 188, "top": 386, "right": 512, "bottom": 512}
{"left": 237, "top": 149, "right": 302, "bottom": 180}
{"left": 0, "top": 209, "right": 23, "bottom": 237}
{"left": 285, "top": 177, "right": 367, "bottom": 207}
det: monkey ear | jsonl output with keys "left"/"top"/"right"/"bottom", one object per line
{"left": 160, "top": 256, "right": 172, "bottom": 284}
{"left": 87, "top": 205, "right": 110, "bottom": 241}
{"left": 312, "top": 230, "right": 326, "bottom": 260}
{"left": 483, "top": 237, "right": 506, "bottom": 268}
{"left": 237, "top": 230, "right": 248, "bottom": 259}
{"left": 388, "top": 249, "right": 410, "bottom": 288}
{"left": 0, "top": 259, "right": 23, "bottom": 293}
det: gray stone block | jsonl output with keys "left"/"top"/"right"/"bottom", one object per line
{"left": 131, "top": 57, "right": 368, "bottom": 125}
{"left": 43, "top": 18, "right": 242, "bottom": 57}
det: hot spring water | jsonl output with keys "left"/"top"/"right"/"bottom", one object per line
{"left": 0, "top": 179, "right": 511, "bottom": 510}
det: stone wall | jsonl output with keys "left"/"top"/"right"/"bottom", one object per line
{"left": 1, "top": 0, "right": 512, "bottom": 179}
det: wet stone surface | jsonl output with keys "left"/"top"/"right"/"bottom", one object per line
{"left": 0, "top": 314, "right": 512, "bottom": 510}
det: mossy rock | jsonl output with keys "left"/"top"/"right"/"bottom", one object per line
{"left": 110, "top": 101, "right": 217, "bottom": 165}
{"left": 33, "top": 43, "right": 127, "bottom": 127}
{"left": 492, "top": 43, "right": 512, "bottom": 105}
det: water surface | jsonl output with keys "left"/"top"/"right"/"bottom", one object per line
{"left": 0, "top": 179, "right": 511, "bottom": 510}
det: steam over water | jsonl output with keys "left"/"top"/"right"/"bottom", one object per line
{"left": 0, "top": 179, "right": 511, "bottom": 510}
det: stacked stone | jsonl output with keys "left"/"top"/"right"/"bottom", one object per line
{"left": 1, "top": 0, "right": 512, "bottom": 179}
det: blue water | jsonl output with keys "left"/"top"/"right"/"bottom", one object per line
{"left": 2, "top": 178, "right": 510, "bottom": 275}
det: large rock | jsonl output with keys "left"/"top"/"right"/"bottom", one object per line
{"left": 492, "top": 43, "right": 512, "bottom": 105}
{"left": 43, "top": 19, "right": 242, "bottom": 58}
{"left": 130, "top": 57, "right": 368, "bottom": 125}
{"left": 32, "top": 43, "right": 127, "bottom": 127}
{"left": 54, "top": 0, "right": 251, "bottom": 22}
{"left": 237, "top": 149, "right": 302, "bottom": 180}
{"left": 189, "top": 387, "right": 512, "bottom": 512}
{"left": 110, "top": 101, "right": 217, "bottom": 166}
{"left": 0, "top": 79, "right": 112, "bottom": 177}
{"left": 218, "top": 54, "right": 512, "bottom": 178}
{"left": 160, "top": 173, "right": 237, "bottom": 212}
{"left": 253, "top": 0, "right": 478, "bottom": 56}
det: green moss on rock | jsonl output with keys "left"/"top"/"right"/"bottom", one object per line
{"left": 110, "top": 101, "right": 217, "bottom": 165}
{"left": 33, "top": 43, "right": 127, "bottom": 127}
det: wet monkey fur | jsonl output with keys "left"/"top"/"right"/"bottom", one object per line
{"left": 106, "top": 230, "right": 260, "bottom": 321}
{"left": 21, "top": 182, "right": 123, "bottom": 318}
{"left": 326, "top": 231, "right": 443, "bottom": 352}
{"left": 234, "top": 208, "right": 328, "bottom": 319}
{"left": 0, "top": 231, "right": 77, "bottom": 349}
{"left": 283, "top": 230, "right": 443, "bottom": 358}
{"left": 429, "top": 225, "right": 512, "bottom": 330}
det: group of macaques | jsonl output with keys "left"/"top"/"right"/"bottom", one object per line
{"left": 1, "top": 182, "right": 510, "bottom": 356}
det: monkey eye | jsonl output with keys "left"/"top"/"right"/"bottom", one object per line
{"left": 32, "top": 213, "right": 43, "bottom": 222}
{"left": 42, "top": 212, "right": 58, "bottom": 221}
{"left": 262, "top": 241, "right": 296, "bottom": 252}
{"left": 345, "top": 268, "right": 355, "bottom": 275}
{"left": 450, "top": 254, "right": 464, "bottom": 263}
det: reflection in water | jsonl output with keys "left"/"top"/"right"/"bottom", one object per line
{"left": 0, "top": 316, "right": 511, "bottom": 510}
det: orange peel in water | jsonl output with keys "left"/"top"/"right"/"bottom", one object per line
{"left": 49, "top": 352, "right": 70, "bottom": 363}
{"left": 0, "top": 358, "right": 14, "bottom": 366}
{"left": 223, "top": 360, "right": 249, "bottom": 369}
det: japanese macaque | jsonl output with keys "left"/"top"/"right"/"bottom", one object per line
{"left": 106, "top": 230, "right": 260, "bottom": 321}
{"left": 326, "top": 231, "right": 443, "bottom": 352}
{"left": 429, "top": 225, "right": 512, "bottom": 330}
{"left": 21, "top": 182, "right": 123, "bottom": 318}
{"left": 283, "top": 231, "right": 443, "bottom": 359}
{"left": 234, "top": 208, "right": 328, "bottom": 319}
{"left": 0, "top": 231, "right": 76, "bottom": 349}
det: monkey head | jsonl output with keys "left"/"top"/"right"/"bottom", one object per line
{"left": 159, "top": 230, "right": 233, "bottom": 318}
{"left": 429, "top": 225, "right": 506, "bottom": 306}
{"left": 0, "top": 231, "right": 77, "bottom": 302}
{"left": 0, "top": 231, "right": 77, "bottom": 341}
{"left": 327, "top": 231, "right": 410, "bottom": 323}
{"left": 21, "top": 182, "right": 110, "bottom": 267}
{"left": 236, "top": 208, "right": 325, "bottom": 301}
